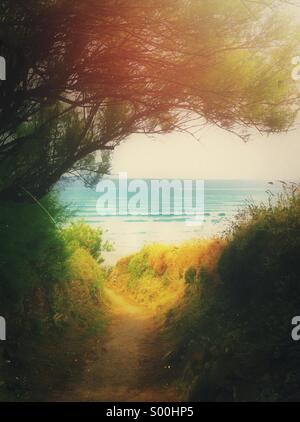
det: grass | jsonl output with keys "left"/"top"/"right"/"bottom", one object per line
{"left": 108, "top": 239, "right": 224, "bottom": 314}
{"left": 107, "top": 184, "right": 300, "bottom": 401}
{"left": 3, "top": 184, "right": 300, "bottom": 401}
{"left": 0, "top": 197, "right": 109, "bottom": 401}
{"left": 164, "top": 185, "right": 300, "bottom": 401}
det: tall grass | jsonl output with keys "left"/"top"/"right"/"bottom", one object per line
{"left": 166, "top": 185, "right": 300, "bottom": 402}
{"left": 0, "top": 196, "right": 109, "bottom": 400}
{"left": 109, "top": 239, "right": 224, "bottom": 312}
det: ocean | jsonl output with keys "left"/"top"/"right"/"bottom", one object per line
{"left": 57, "top": 179, "right": 279, "bottom": 264}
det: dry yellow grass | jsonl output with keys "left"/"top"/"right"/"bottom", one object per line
{"left": 108, "top": 238, "right": 225, "bottom": 313}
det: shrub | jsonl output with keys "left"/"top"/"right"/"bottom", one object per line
{"left": 0, "top": 195, "right": 108, "bottom": 400}
{"left": 62, "top": 220, "right": 112, "bottom": 263}
{"left": 52, "top": 247, "right": 105, "bottom": 333}
{"left": 168, "top": 185, "right": 300, "bottom": 402}
{"left": 127, "top": 250, "right": 153, "bottom": 280}
{"left": 109, "top": 239, "right": 223, "bottom": 312}
{"left": 0, "top": 194, "right": 69, "bottom": 303}
{"left": 184, "top": 267, "right": 197, "bottom": 285}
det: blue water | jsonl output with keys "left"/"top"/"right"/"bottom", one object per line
{"left": 58, "top": 179, "right": 277, "bottom": 223}
{"left": 57, "top": 179, "right": 279, "bottom": 263}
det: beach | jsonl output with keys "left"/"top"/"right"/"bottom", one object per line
{"left": 58, "top": 179, "right": 278, "bottom": 264}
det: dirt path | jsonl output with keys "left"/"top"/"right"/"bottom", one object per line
{"left": 52, "top": 288, "right": 179, "bottom": 402}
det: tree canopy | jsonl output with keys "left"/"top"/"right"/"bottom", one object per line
{"left": 0, "top": 0, "right": 299, "bottom": 200}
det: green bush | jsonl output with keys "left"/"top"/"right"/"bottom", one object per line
{"left": 127, "top": 250, "right": 153, "bottom": 280}
{"left": 219, "top": 186, "right": 300, "bottom": 307}
{"left": 62, "top": 220, "right": 113, "bottom": 263}
{"left": 168, "top": 186, "right": 300, "bottom": 402}
{"left": 0, "top": 194, "right": 69, "bottom": 303}
{"left": 51, "top": 247, "right": 106, "bottom": 334}
{"left": 0, "top": 196, "right": 109, "bottom": 400}
{"left": 184, "top": 267, "right": 197, "bottom": 285}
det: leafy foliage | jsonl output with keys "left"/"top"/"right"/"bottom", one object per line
{"left": 167, "top": 186, "right": 300, "bottom": 402}
{"left": 0, "top": 1, "right": 299, "bottom": 199}
{"left": 0, "top": 196, "right": 109, "bottom": 400}
{"left": 0, "top": 195, "right": 69, "bottom": 301}
{"left": 109, "top": 240, "right": 223, "bottom": 311}
{"left": 62, "top": 220, "right": 113, "bottom": 263}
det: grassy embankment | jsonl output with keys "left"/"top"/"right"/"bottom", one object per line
{"left": 109, "top": 186, "right": 300, "bottom": 401}
{"left": 108, "top": 239, "right": 224, "bottom": 315}
{"left": 1, "top": 185, "right": 300, "bottom": 401}
{"left": 0, "top": 196, "right": 111, "bottom": 401}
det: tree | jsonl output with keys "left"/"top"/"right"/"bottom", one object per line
{"left": 0, "top": 0, "right": 299, "bottom": 200}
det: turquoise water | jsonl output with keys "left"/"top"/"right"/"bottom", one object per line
{"left": 58, "top": 179, "right": 279, "bottom": 263}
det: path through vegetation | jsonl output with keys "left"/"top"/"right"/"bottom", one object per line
{"left": 52, "top": 288, "right": 179, "bottom": 402}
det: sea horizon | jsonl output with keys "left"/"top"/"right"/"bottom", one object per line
{"left": 57, "top": 178, "right": 283, "bottom": 264}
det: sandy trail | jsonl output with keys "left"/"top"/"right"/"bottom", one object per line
{"left": 52, "top": 288, "right": 179, "bottom": 402}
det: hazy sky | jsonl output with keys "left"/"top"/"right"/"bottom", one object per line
{"left": 111, "top": 124, "right": 300, "bottom": 181}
